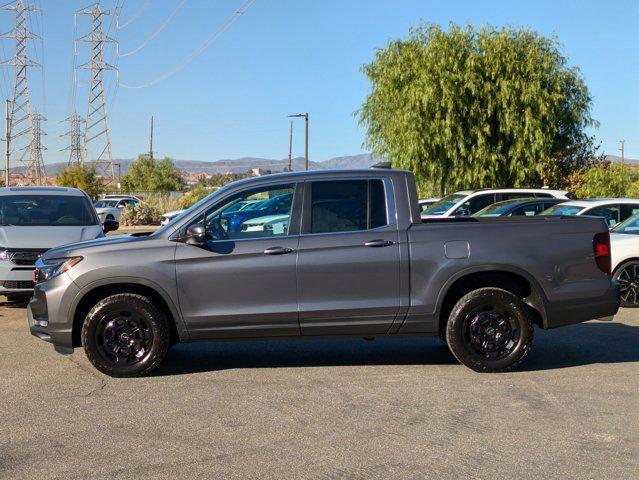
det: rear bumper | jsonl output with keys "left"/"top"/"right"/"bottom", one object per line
{"left": 544, "top": 282, "right": 620, "bottom": 329}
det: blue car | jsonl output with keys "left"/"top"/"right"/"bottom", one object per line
{"left": 223, "top": 193, "right": 293, "bottom": 232}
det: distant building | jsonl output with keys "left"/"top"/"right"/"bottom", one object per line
{"left": 251, "top": 168, "right": 272, "bottom": 176}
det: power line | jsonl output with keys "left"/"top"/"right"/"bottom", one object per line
{"left": 119, "top": 0, "right": 256, "bottom": 89}
{"left": 117, "top": 0, "right": 151, "bottom": 30}
{"left": 118, "top": 0, "right": 187, "bottom": 57}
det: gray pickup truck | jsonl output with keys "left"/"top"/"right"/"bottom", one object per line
{"left": 28, "top": 169, "right": 619, "bottom": 377}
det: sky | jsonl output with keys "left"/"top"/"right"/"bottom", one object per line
{"left": 1, "top": 0, "right": 638, "bottom": 165}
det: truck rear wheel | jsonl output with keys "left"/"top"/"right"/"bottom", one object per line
{"left": 445, "top": 288, "right": 534, "bottom": 373}
{"left": 81, "top": 293, "right": 170, "bottom": 377}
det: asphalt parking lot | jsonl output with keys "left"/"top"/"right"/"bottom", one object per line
{"left": 1, "top": 301, "right": 638, "bottom": 480}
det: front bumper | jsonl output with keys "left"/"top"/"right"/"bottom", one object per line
{"left": 28, "top": 272, "right": 80, "bottom": 354}
{"left": 0, "top": 259, "right": 35, "bottom": 295}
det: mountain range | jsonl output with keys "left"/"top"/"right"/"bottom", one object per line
{"left": 19, "top": 154, "right": 378, "bottom": 176}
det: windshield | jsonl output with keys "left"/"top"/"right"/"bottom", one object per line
{"left": 473, "top": 198, "right": 536, "bottom": 217}
{"left": 94, "top": 200, "right": 118, "bottom": 208}
{"left": 422, "top": 194, "right": 465, "bottom": 215}
{"left": 0, "top": 194, "right": 97, "bottom": 226}
{"left": 542, "top": 204, "right": 585, "bottom": 216}
{"left": 612, "top": 214, "right": 639, "bottom": 234}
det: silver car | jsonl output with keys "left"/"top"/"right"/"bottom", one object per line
{"left": 0, "top": 186, "right": 115, "bottom": 299}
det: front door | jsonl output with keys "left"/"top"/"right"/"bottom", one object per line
{"left": 296, "top": 178, "right": 401, "bottom": 335}
{"left": 175, "top": 182, "right": 301, "bottom": 339}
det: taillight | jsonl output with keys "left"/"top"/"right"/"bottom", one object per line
{"left": 593, "top": 231, "right": 611, "bottom": 276}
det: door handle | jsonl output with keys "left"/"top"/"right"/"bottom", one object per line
{"left": 364, "top": 239, "right": 394, "bottom": 248}
{"left": 263, "top": 246, "right": 294, "bottom": 255}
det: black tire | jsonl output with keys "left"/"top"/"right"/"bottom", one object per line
{"left": 445, "top": 287, "right": 534, "bottom": 373}
{"left": 81, "top": 293, "right": 170, "bottom": 377}
{"left": 613, "top": 261, "right": 639, "bottom": 308}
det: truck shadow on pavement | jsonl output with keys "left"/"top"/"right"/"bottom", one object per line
{"left": 153, "top": 322, "right": 639, "bottom": 376}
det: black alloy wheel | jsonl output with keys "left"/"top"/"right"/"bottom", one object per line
{"left": 445, "top": 288, "right": 534, "bottom": 373}
{"left": 82, "top": 293, "right": 170, "bottom": 377}
{"left": 95, "top": 311, "right": 154, "bottom": 366}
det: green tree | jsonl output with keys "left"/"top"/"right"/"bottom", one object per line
{"left": 358, "top": 23, "right": 598, "bottom": 195}
{"left": 121, "top": 155, "right": 184, "bottom": 192}
{"left": 56, "top": 164, "right": 103, "bottom": 199}
{"left": 576, "top": 164, "right": 639, "bottom": 198}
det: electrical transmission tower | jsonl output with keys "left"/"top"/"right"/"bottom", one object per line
{"left": 76, "top": 2, "right": 117, "bottom": 183}
{"left": 30, "top": 109, "right": 45, "bottom": 181}
{"left": 1, "top": 0, "right": 46, "bottom": 185}
{"left": 60, "top": 113, "right": 84, "bottom": 165}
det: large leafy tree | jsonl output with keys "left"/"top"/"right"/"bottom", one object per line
{"left": 121, "top": 155, "right": 184, "bottom": 192}
{"left": 358, "top": 23, "right": 599, "bottom": 194}
{"left": 56, "top": 164, "right": 103, "bottom": 199}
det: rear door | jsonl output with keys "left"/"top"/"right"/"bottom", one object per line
{"left": 296, "top": 178, "right": 401, "bottom": 335}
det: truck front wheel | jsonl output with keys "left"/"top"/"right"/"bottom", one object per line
{"left": 81, "top": 293, "right": 170, "bottom": 377}
{"left": 445, "top": 288, "right": 534, "bottom": 373}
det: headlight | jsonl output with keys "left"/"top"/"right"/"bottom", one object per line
{"left": 0, "top": 248, "right": 9, "bottom": 261}
{"left": 34, "top": 257, "right": 83, "bottom": 283}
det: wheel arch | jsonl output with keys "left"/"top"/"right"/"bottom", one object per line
{"left": 612, "top": 257, "right": 639, "bottom": 276}
{"left": 70, "top": 278, "right": 187, "bottom": 348}
{"left": 435, "top": 265, "right": 548, "bottom": 334}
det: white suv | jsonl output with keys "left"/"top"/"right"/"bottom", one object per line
{"left": 93, "top": 195, "right": 139, "bottom": 224}
{"left": 421, "top": 188, "right": 570, "bottom": 217}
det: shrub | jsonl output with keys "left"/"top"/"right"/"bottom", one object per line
{"left": 56, "top": 164, "right": 103, "bottom": 199}
{"left": 179, "top": 185, "right": 211, "bottom": 209}
{"left": 119, "top": 202, "right": 161, "bottom": 226}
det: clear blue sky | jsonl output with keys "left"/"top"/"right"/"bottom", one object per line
{"left": 2, "top": 0, "right": 638, "bottom": 165}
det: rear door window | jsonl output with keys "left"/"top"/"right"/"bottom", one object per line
{"left": 454, "top": 193, "right": 496, "bottom": 216}
{"left": 586, "top": 204, "right": 621, "bottom": 228}
{"left": 510, "top": 203, "right": 544, "bottom": 216}
{"left": 308, "top": 179, "right": 388, "bottom": 234}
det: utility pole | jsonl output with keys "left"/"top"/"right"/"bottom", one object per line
{"left": 76, "top": 2, "right": 117, "bottom": 184}
{"left": 288, "top": 112, "right": 309, "bottom": 170}
{"left": 287, "top": 120, "right": 293, "bottom": 172}
{"left": 1, "top": 0, "right": 45, "bottom": 185}
{"left": 4, "top": 99, "right": 10, "bottom": 186}
{"left": 149, "top": 115, "right": 154, "bottom": 164}
{"left": 60, "top": 113, "right": 84, "bottom": 166}
{"left": 620, "top": 140, "right": 625, "bottom": 165}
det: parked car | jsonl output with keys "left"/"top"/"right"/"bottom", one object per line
{"left": 160, "top": 209, "right": 184, "bottom": 226}
{"left": 473, "top": 198, "right": 568, "bottom": 217}
{"left": 29, "top": 169, "right": 618, "bottom": 377}
{"left": 0, "top": 186, "right": 117, "bottom": 300}
{"left": 418, "top": 198, "right": 439, "bottom": 214}
{"left": 94, "top": 196, "right": 139, "bottom": 225}
{"left": 542, "top": 199, "right": 639, "bottom": 228}
{"left": 422, "top": 188, "right": 570, "bottom": 217}
{"left": 608, "top": 214, "right": 639, "bottom": 307}
{"left": 222, "top": 192, "right": 293, "bottom": 231}
{"left": 240, "top": 214, "right": 289, "bottom": 234}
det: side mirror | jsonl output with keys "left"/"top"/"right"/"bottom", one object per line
{"left": 185, "top": 223, "right": 207, "bottom": 244}
{"left": 103, "top": 218, "right": 119, "bottom": 234}
{"left": 117, "top": 204, "right": 125, "bottom": 208}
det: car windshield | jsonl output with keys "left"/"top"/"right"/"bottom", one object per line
{"left": 542, "top": 204, "right": 585, "bottom": 216}
{"left": 612, "top": 214, "right": 639, "bottom": 234}
{"left": 473, "top": 198, "right": 536, "bottom": 217}
{"left": 94, "top": 200, "right": 118, "bottom": 208}
{"left": 422, "top": 194, "right": 465, "bottom": 215}
{"left": 0, "top": 194, "right": 97, "bottom": 226}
